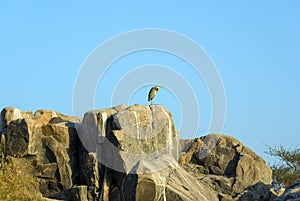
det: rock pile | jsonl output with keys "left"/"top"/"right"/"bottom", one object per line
{"left": 179, "top": 135, "right": 272, "bottom": 200}
{"left": 0, "top": 105, "right": 273, "bottom": 201}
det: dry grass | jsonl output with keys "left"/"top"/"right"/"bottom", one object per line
{"left": 0, "top": 157, "right": 44, "bottom": 201}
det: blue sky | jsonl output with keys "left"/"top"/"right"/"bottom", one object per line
{"left": 1, "top": 1, "right": 299, "bottom": 163}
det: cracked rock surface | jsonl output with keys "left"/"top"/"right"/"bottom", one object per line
{"left": 0, "top": 106, "right": 272, "bottom": 201}
{"left": 179, "top": 134, "right": 272, "bottom": 200}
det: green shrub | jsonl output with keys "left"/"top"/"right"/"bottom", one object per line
{"left": 0, "top": 157, "right": 44, "bottom": 201}
{"left": 266, "top": 145, "right": 300, "bottom": 191}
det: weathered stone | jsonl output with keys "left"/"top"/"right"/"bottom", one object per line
{"left": 0, "top": 133, "right": 6, "bottom": 159}
{"left": 38, "top": 179, "right": 65, "bottom": 199}
{"left": 102, "top": 104, "right": 179, "bottom": 173}
{"left": 5, "top": 118, "right": 38, "bottom": 156}
{"left": 235, "top": 182, "right": 271, "bottom": 201}
{"left": 69, "top": 186, "right": 89, "bottom": 201}
{"left": 218, "top": 193, "right": 234, "bottom": 201}
{"left": 233, "top": 151, "right": 272, "bottom": 195}
{"left": 196, "top": 173, "right": 235, "bottom": 196}
{"left": 4, "top": 109, "right": 82, "bottom": 158}
{"left": 34, "top": 109, "right": 81, "bottom": 125}
{"left": 179, "top": 134, "right": 272, "bottom": 200}
{"left": 0, "top": 106, "right": 275, "bottom": 201}
{"left": 36, "top": 163, "right": 58, "bottom": 179}
{"left": 44, "top": 135, "right": 73, "bottom": 189}
{"left": 43, "top": 122, "right": 71, "bottom": 144}
{"left": 278, "top": 188, "right": 286, "bottom": 197}
{"left": 179, "top": 138, "right": 205, "bottom": 166}
{"left": 1, "top": 107, "right": 33, "bottom": 129}
{"left": 179, "top": 139, "right": 193, "bottom": 153}
{"left": 79, "top": 152, "right": 100, "bottom": 201}
{"left": 2, "top": 107, "right": 84, "bottom": 200}
{"left": 112, "top": 104, "right": 127, "bottom": 112}
{"left": 78, "top": 108, "right": 118, "bottom": 152}
{"left": 122, "top": 154, "right": 219, "bottom": 201}
{"left": 275, "top": 179, "right": 300, "bottom": 201}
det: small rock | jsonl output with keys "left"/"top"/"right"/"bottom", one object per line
{"left": 275, "top": 180, "right": 300, "bottom": 201}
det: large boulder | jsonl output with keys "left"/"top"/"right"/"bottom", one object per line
{"left": 122, "top": 154, "right": 219, "bottom": 201}
{"left": 103, "top": 104, "right": 180, "bottom": 173}
{"left": 0, "top": 107, "right": 33, "bottom": 130}
{"left": 179, "top": 134, "right": 272, "bottom": 200}
{"left": 78, "top": 106, "right": 122, "bottom": 153}
{"left": 0, "top": 107, "right": 87, "bottom": 200}
{"left": 79, "top": 104, "right": 182, "bottom": 200}
{"left": 0, "top": 107, "right": 81, "bottom": 131}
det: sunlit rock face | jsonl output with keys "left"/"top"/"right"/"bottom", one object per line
{"left": 0, "top": 107, "right": 33, "bottom": 130}
{"left": 101, "top": 104, "right": 180, "bottom": 173}
{"left": 122, "top": 154, "right": 219, "bottom": 201}
{"left": 0, "top": 107, "right": 83, "bottom": 199}
{"left": 179, "top": 134, "right": 273, "bottom": 200}
{"left": 0, "top": 106, "right": 274, "bottom": 201}
{"left": 78, "top": 104, "right": 183, "bottom": 200}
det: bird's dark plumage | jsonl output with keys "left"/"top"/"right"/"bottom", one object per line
{"left": 148, "top": 86, "right": 162, "bottom": 104}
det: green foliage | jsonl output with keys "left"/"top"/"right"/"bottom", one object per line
{"left": 266, "top": 145, "right": 300, "bottom": 190}
{"left": 0, "top": 157, "right": 44, "bottom": 201}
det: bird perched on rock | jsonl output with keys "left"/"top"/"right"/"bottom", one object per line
{"left": 148, "top": 86, "right": 163, "bottom": 105}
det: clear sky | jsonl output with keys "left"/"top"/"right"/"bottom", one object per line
{"left": 1, "top": 1, "right": 299, "bottom": 164}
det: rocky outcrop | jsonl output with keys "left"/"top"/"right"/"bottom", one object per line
{"left": 0, "top": 107, "right": 83, "bottom": 199}
{"left": 78, "top": 104, "right": 183, "bottom": 200}
{"left": 122, "top": 154, "right": 218, "bottom": 201}
{"left": 179, "top": 135, "right": 273, "bottom": 200}
{"left": 0, "top": 106, "right": 274, "bottom": 201}
{"left": 275, "top": 179, "right": 300, "bottom": 201}
{"left": 0, "top": 107, "right": 33, "bottom": 129}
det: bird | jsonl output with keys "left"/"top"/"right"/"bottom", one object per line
{"left": 148, "top": 86, "right": 163, "bottom": 105}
